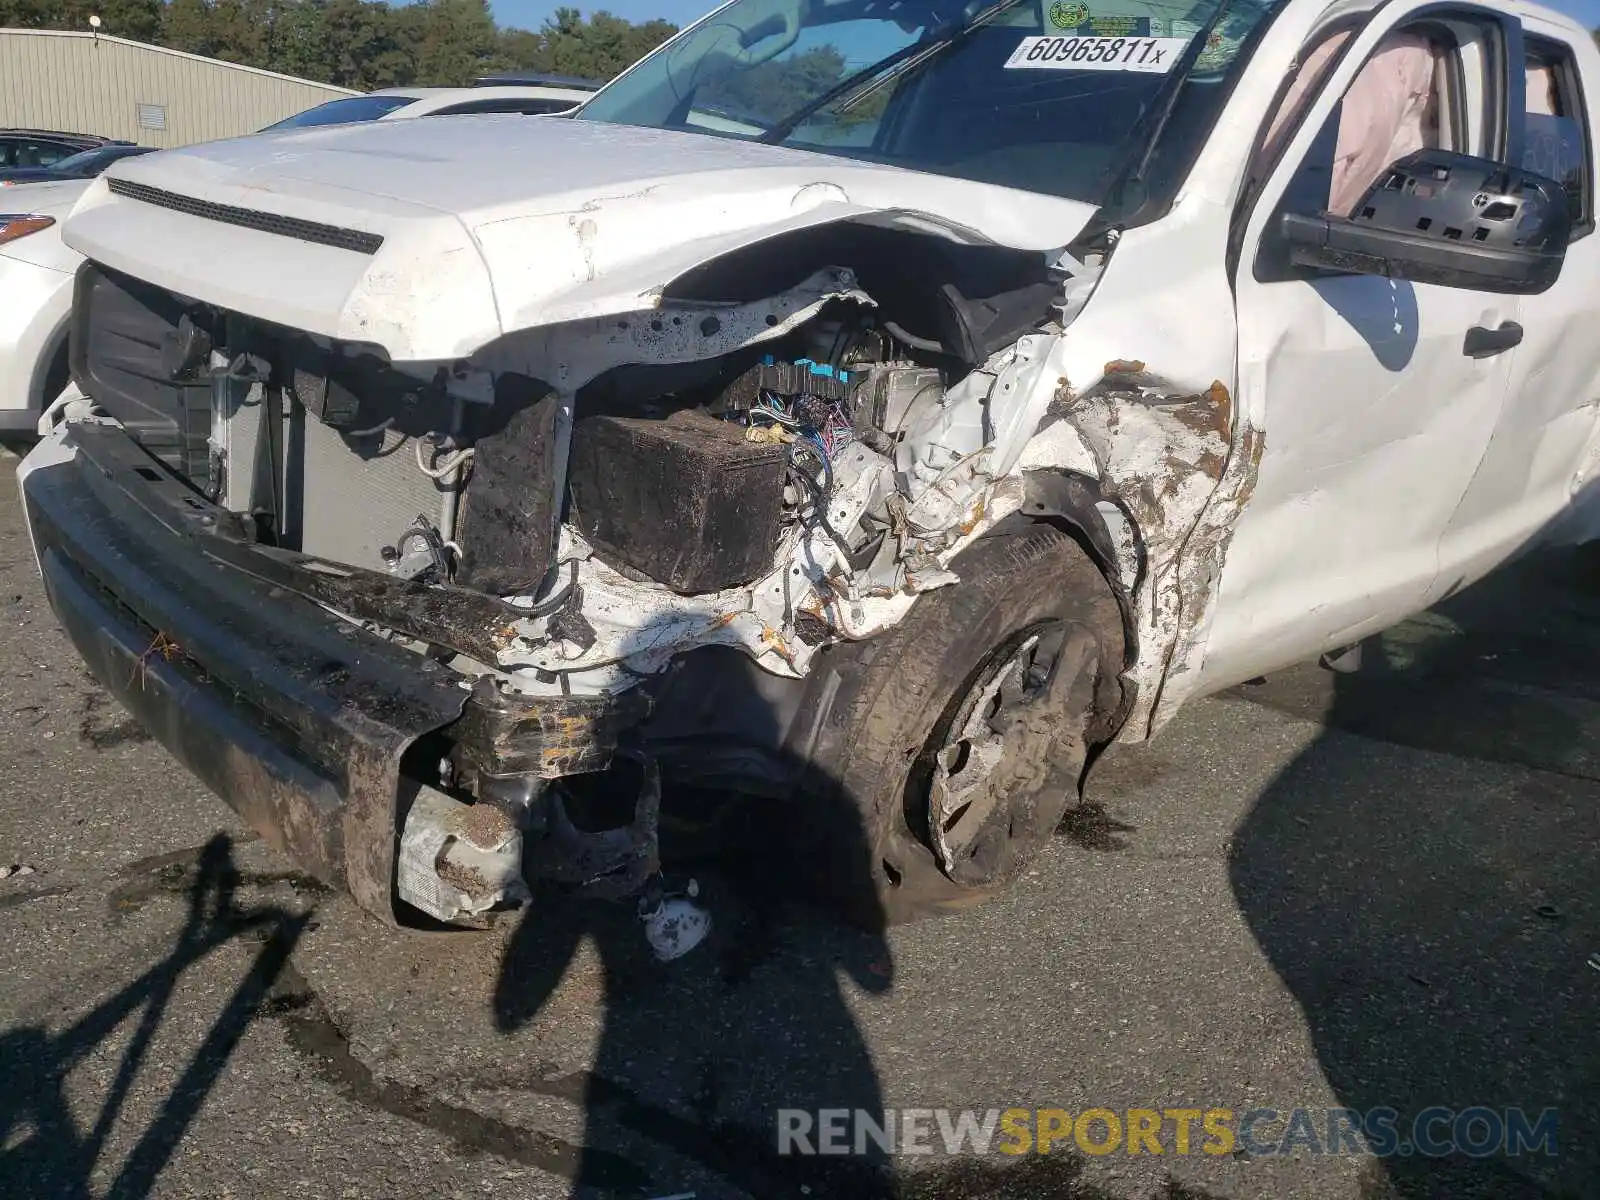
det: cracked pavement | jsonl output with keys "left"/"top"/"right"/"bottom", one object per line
{"left": 0, "top": 445, "right": 1595, "bottom": 1200}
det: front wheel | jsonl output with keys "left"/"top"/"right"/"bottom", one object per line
{"left": 794, "top": 521, "right": 1125, "bottom": 926}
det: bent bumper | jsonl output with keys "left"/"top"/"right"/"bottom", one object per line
{"left": 18, "top": 420, "right": 473, "bottom": 919}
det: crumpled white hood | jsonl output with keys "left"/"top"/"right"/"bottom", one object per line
{"left": 61, "top": 116, "right": 1096, "bottom": 361}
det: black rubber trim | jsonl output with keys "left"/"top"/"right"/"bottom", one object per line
{"left": 107, "top": 177, "right": 384, "bottom": 254}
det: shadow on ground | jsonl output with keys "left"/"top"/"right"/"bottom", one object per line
{"left": 1229, "top": 550, "right": 1600, "bottom": 1199}
{"left": 488, "top": 824, "right": 1231, "bottom": 1200}
{"left": 487, "top": 692, "right": 1225, "bottom": 1199}
{"left": 16, "top": 513, "right": 1599, "bottom": 1199}
{"left": 0, "top": 834, "right": 313, "bottom": 1200}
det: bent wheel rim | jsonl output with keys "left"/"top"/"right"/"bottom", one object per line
{"left": 921, "top": 619, "right": 1093, "bottom": 883}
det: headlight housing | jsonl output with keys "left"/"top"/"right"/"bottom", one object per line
{"left": 0, "top": 214, "right": 56, "bottom": 246}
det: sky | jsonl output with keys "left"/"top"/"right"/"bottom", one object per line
{"left": 488, "top": 0, "right": 1600, "bottom": 34}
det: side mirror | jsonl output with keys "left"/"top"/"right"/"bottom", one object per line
{"left": 1280, "top": 149, "right": 1571, "bottom": 295}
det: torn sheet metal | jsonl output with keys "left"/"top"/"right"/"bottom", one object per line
{"left": 480, "top": 294, "right": 1252, "bottom": 734}
{"left": 1037, "top": 360, "right": 1261, "bottom": 742}
{"left": 481, "top": 267, "right": 874, "bottom": 396}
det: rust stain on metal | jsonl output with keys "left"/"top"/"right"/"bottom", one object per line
{"left": 551, "top": 713, "right": 589, "bottom": 742}
{"left": 1167, "top": 382, "right": 1233, "bottom": 443}
{"left": 1206, "top": 380, "right": 1232, "bottom": 433}
{"left": 1104, "top": 359, "right": 1146, "bottom": 375}
{"left": 760, "top": 625, "right": 798, "bottom": 669}
{"left": 536, "top": 712, "right": 606, "bottom": 770}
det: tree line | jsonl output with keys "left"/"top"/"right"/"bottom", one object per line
{"left": 0, "top": 0, "right": 680, "bottom": 90}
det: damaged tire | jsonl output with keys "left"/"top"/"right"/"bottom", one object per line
{"left": 794, "top": 520, "right": 1124, "bottom": 926}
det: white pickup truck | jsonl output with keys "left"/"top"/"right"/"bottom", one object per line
{"left": 18, "top": 0, "right": 1600, "bottom": 929}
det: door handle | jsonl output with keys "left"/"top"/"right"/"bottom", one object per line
{"left": 1463, "top": 321, "right": 1524, "bottom": 358}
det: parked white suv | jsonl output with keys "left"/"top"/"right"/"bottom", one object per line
{"left": 259, "top": 82, "right": 597, "bottom": 130}
{"left": 0, "top": 184, "right": 85, "bottom": 432}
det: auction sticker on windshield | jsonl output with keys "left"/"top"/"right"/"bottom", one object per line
{"left": 1005, "top": 35, "right": 1189, "bottom": 72}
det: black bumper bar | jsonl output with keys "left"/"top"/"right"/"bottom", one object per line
{"left": 20, "top": 422, "right": 474, "bottom": 919}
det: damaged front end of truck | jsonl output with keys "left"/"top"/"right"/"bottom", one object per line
{"left": 20, "top": 230, "right": 1098, "bottom": 924}
{"left": 19, "top": 0, "right": 1274, "bottom": 927}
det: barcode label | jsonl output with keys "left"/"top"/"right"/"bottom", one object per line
{"left": 1005, "top": 35, "right": 1189, "bottom": 72}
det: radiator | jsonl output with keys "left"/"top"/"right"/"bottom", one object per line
{"left": 218, "top": 384, "right": 446, "bottom": 573}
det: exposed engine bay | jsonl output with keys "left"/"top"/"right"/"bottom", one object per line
{"left": 40, "top": 0, "right": 1583, "bottom": 935}
{"left": 55, "top": 221, "right": 1196, "bottom": 926}
{"left": 484, "top": 302, "right": 1052, "bottom": 694}
{"left": 73, "top": 232, "right": 1085, "bottom": 706}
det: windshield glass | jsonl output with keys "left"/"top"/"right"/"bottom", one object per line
{"left": 260, "top": 94, "right": 420, "bottom": 131}
{"left": 578, "top": 0, "right": 1282, "bottom": 204}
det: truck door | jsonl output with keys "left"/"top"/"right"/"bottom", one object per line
{"left": 1201, "top": 3, "right": 1522, "bottom": 688}
{"left": 1433, "top": 19, "right": 1600, "bottom": 581}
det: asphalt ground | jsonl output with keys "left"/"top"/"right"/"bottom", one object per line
{"left": 0, "top": 445, "right": 1594, "bottom": 1200}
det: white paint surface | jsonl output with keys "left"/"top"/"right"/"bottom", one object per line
{"left": 62, "top": 116, "right": 1095, "bottom": 362}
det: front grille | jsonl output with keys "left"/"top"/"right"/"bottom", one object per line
{"left": 107, "top": 178, "right": 384, "bottom": 255}
{"left": 71, "top": 262, "right": 213, "bottom": 481}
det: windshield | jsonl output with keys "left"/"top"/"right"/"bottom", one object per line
{"left": 260, "top": 94, "right": 420, "bottom": 131}
{"left": 578, "top": 0, "right": 1282, "bottom": 205}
